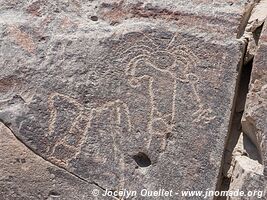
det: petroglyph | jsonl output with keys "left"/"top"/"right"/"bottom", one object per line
{"left": 122, "top": 32, "right": 216, "bottom": 151}
{"left": 47, "top": 93, "right": 130, "bottom": 168}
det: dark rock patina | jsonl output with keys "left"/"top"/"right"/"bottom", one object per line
{"left": 0, "top": 0, "right": 265, "bottom": 199}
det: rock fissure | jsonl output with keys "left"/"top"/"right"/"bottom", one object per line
{"left": 0, "top": 120, "right": 118, "bottom": 198}
{"left": 215, "top": 1, "right": 267, "bottom": 198}
{"left": 215, "top": 58, "right": 254, "bottom": 199}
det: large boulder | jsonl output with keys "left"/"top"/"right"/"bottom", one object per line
{"left": 0, "top": 0, "right": 266, "bottom": 199}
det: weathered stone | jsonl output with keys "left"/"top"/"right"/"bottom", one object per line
{"left": 226, "top": 133, "right": 264, "bottom": 200}
{"left": 240, "top": 18, "right": 267, "bottom": 199}
{"left": 0, "top": 122, "right": 110, "bottom": 200}
{"left": 228, "top": 155, "right": 264, "bottom": 200}
{"left": 0, "top": 0, "right": 266, "bottom": 199}
{"left": 242, "top": 19, "right": 267, "bottom": 170}
{"left": 223, "top": 15, "right": 267, "bottom": 200}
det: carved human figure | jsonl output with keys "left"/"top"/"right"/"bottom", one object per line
{"left": 124, "top": 36, "right": 215, "bottom": 155}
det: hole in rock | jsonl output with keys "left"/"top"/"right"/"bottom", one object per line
{"left": 49, "top": 191, "right": 60, "bottom": 197}
{"left": 132, "top": 152, "right": 151, "bottom": 167}
{"left": 90, "top": 16, "right": 98, "bottom": 21}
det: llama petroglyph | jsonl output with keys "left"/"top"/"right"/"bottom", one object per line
{"left": 47, "top": 92, "right": 130, "bottom": 168}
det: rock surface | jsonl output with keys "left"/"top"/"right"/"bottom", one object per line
{"left": 221, "top": 12, "right": 267, "bottom": 200}
{"left": 242, "top": 18, "right": 267, "bottom": 175}
{"left": 0, "top": 0, "right": 266, "bottom": 200}
{"left": 238, "top": 18, "right": 267, "bottom": 199}
{"left": 0, "top": 122, "right": 110, "bottom": 200}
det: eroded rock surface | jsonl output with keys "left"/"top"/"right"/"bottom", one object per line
{"left": 239, "top": 19, "right": 267, "bottom": 199}
{"left": 222, "top": 14, "right": 267, "bottom": 200}
{"left": 0, "top": 122, "right": 109, "bottom": 200}
{"left": 0, "top": 0, "right": 266, "bottom": 199}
